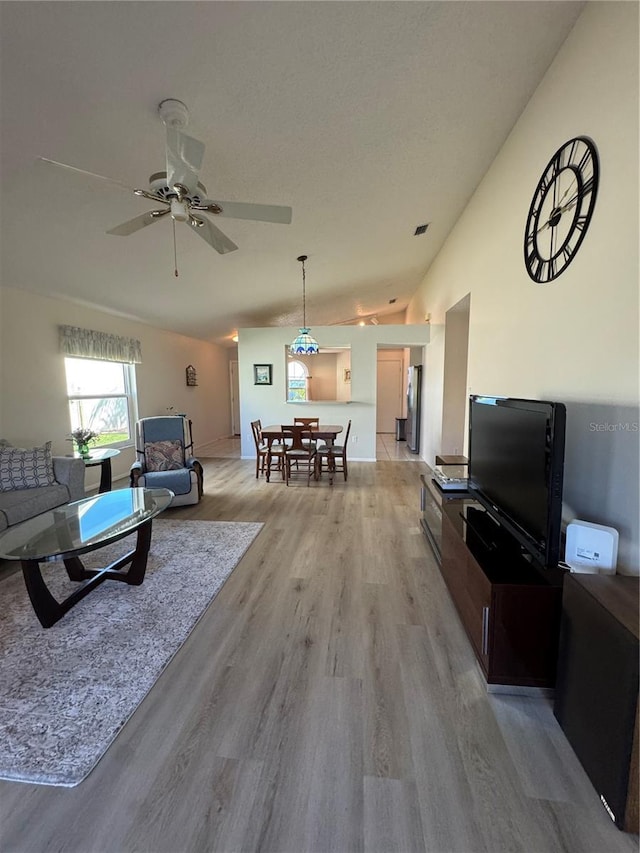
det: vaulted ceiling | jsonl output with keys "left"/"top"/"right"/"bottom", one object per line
{"left": 0, "top": 1, "right": 583, "bottom": 345}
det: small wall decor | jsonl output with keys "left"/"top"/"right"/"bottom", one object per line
{"left": 343, "top": 368, "right": 351, "bottom": 383}
{"left": 185, "top": 365, "right": 198, "bottom": 386}
{"left": 254, "top": 364, "right": 273, "bottom": 385}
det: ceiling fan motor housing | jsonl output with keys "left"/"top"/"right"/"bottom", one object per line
{"left": 148, "top": 172, "right": 207, "bottom": 206}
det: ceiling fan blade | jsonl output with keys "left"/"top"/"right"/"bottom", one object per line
{"left": 166, "top": 128, "right": 205, "bottom": 194}
{"left": 39, "top": 158, "right": 165, "bottom": 204}
{"left": 187, "top": 215, "right": 238, "bottom": 254}
{"left": 196, "top": 198, "right": 292, "bottom": 225}
{"left": 107, "top": 208, "right": 170, "bottom": 236}
{"left": 39, "top": 157, "right": 135, "bottom": 189}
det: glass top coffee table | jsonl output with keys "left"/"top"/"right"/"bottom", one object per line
{"left": 0, "top": 487, "right": 173, "bottom": 628}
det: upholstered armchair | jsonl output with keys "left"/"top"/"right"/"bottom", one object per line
{"left": 129, "top": 417, "right": 203, "bottom": 506}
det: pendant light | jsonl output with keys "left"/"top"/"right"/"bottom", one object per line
{"left": 289, "top": 254, "right": 319, "bottom": 355}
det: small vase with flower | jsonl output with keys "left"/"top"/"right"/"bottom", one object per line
{"left": 68, "top": 428, "right": 99, "bottom": 459}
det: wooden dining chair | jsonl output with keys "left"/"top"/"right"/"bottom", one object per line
{"left": 294, "top": 416, "right": 320, "bottom": 447}
{"left": 316, "top": 419, "right": 351, "bottom": 482}
{"left": 250, "top": 420, "right": 269, "bottom": 478}
{"left": 281, "top": 425, "right": 317, "bottom": 486}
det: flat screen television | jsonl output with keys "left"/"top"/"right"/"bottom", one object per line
{"left": 467, "top": 395, "right": 566, "bottom": 569}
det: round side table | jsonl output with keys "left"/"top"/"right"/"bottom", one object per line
{"left": 76, "top": 447, "right": 121, "bottom": 493}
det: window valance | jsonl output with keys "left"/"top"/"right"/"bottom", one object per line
{"left": 59, "top": 325, "right": 142, "bottom": 364}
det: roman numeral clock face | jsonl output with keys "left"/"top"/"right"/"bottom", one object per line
{"left": 524, "top": 137, "right": 599, "bottom": 283}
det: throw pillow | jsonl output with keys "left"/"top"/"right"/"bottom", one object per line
{"left": 144, "top": 440, "right": 184, "bottom": 472}
{"left": 0, "top": 441, "right": 56, "bottom": 491}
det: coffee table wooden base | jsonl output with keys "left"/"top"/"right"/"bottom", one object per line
{"left": 21, "top": 520, "right": 153, "bottom": 629}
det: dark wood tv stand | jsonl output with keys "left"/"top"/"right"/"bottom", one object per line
{"left": 437, "top": 496, "right": 565, "bottom": 689}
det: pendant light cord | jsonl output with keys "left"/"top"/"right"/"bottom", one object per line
{"left": 173, "top": 218, "right": 179, "bottom": 278}
{"left": 301, "top": 257, "right": 306, "bottom": 327}
{"left": 297, "top": 254, "right": 308, "bottom": 328}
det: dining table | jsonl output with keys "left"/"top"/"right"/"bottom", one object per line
{"left": 260, "top": 423, "right": 344, "bottom": 484}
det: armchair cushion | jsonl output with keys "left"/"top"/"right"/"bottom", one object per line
{"left": 139, "top": 468, "right": 194, "bottom": 496}
{"left": 144, "top": 439, "right": 184, "bottom": 472}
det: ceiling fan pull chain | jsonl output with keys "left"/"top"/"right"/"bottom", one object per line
{"left": 172, "top": 218, "right": 179, "bottom": 277}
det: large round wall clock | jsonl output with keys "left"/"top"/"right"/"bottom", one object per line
{"left": 524, "top": 136, "right": 599, "bottom": 284}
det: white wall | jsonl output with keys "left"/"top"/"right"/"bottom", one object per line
{"left": 238, "top": 325, "right": 430, "bottom": 460}
{"left": 406, "top": 3, "right": 639, "bottom": 572}
{"left": 0, "top": 287, "right": 232, "bottom": 490}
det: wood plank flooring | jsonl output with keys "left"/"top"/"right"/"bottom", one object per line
{"left": 0, "top": 456, "right": 637, "bottom": 852}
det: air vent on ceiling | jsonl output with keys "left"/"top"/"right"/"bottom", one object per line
{"left": 414, "top": 223, "right": 430, "bottom": 236}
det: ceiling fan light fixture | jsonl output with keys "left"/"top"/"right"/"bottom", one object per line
{"left": 289, "top": 255, "right": 319, "bottom": 356}
{"left": 170, "top": 198, "right": 189, "bottom": 222}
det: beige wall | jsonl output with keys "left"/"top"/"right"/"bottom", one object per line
{"left": 406, "top": 3, "right": 639, "bottom": 572}
{"left": 0, "top": 287, "right": 232, "bottom": 490}
{"left": 238, "top": 325, "right": 430, "bottom": 460}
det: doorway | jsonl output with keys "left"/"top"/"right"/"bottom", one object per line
{"left": 441, "top": 294, "right": 470, "bottom": 455}
{"left": 230, "top": 360, "right": 240, "bottom": 436}
{"left": 376, "top": 354, "right": 404, "bottom": 433}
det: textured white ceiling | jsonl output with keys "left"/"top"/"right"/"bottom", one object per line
{"left": 0, "top": 1, "right": 583, "bottom": 345}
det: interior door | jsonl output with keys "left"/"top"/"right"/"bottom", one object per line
{"left": 230, "top": 360, "right": 240, "bottom": 435}
{"left": 376, "top": 358, "right": 404, "bottom": 432}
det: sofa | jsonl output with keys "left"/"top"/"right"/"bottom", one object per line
{"left": 0, "top": 445, "right": 86, "bottom": 532}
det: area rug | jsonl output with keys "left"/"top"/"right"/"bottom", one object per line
{"left": 0, "top": 519, "right": 263, "bottom": 787}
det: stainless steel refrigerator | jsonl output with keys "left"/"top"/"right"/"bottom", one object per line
{"left": 406, "top": 365, "right": 422, "bottom": 453}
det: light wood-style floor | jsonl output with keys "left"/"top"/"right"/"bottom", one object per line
{"left": 0, "top": 454, "right": 637, "bottom": 853}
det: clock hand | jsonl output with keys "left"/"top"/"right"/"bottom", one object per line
{"left": 556, "top": 177, "right": 577, "bottom": 206}
{"left": 558, "top": 192, "right": 581, "bottom": 214}
{"left": 536, "top": 184, "right": 581, "bottom": 235}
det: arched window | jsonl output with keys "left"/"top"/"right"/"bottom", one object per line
{"left": 288, "top": 360, "right": 309, "bottom": 402}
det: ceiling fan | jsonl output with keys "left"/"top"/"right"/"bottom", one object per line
{"left": 40, "top": 99, "right": 292, "bottom": 257}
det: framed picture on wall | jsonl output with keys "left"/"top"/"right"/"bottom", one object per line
{"left": 343, "top": 368, "right": 351, "bottom": 383}
{"left": 254, "top": 364, "right": 273, "bottom": 385}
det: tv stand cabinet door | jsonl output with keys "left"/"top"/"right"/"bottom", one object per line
{"left": 488, "top": 585, "right": 563, "bottom": 687}
{"left": 441, "top": 508, "right": 492, "bottom": 674}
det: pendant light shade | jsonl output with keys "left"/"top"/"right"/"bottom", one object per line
{"left": 289, "top": 255, "right": 319, "bottom": 356}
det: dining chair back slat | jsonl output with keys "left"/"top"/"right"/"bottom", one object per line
{"left": 294, "top": 417, "right": 320, "bottom": 427}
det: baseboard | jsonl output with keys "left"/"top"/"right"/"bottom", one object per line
{"left": 486, "top": 683, "right": 555, "bottom": 699}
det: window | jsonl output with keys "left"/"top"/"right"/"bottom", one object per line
{"left": 64, "top": 357, "right": 138, "bottom": 447}
{"left": 287, "top": 360, "right": 309, "bottom": 402}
